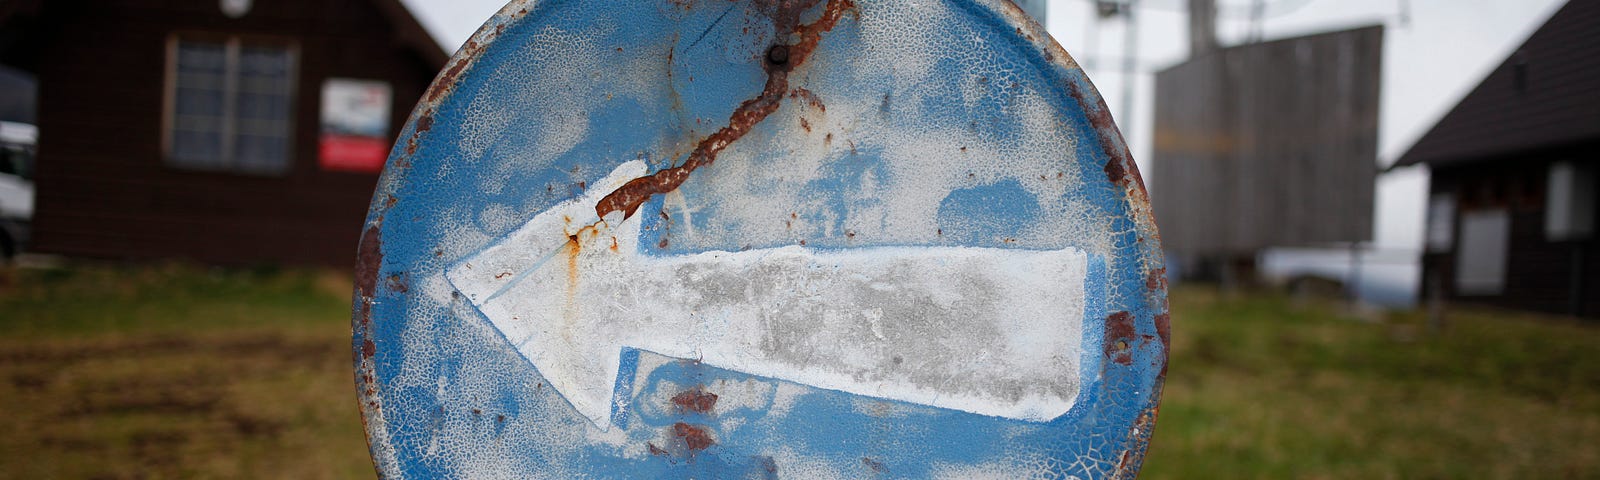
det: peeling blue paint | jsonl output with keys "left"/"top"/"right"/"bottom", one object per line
{"left": 354, "top": 0, "right": 1168, "bottom": 478}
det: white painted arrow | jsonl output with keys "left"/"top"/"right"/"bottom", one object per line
{"left": 447, "top": 161, "right": 1091, "bottom": 428}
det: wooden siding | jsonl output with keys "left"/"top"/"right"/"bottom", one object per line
{"left": 17, "top": 0, "right": 441, "bottom": 267}
{"left": 1422, "top": 146, "right": 1600, "bottom": 318}
{"left": 1150, "top": 25, "right": 1383, "bottom": 255}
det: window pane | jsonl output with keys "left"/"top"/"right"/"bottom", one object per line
{"left": 170, "top": 41, "right": 228, "bottom": 169}
{"left": 233, "top": 45, "right": 294, "bottom": 174}
{"left": 1456, "top": 209, "right": 1510, "bottom": 295}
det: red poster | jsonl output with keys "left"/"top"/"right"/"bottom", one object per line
{"left": 319, "top": 79, "right": 392, "bottom": 173}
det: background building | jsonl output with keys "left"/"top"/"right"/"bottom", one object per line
{"left": 1013, "top": 0, "right": 1047, "bottom": 23}
{"left": 1149, "top": 25, "right": 1383, "bottom": 283}
{"left": 1396, "top": 0, "right": 1600, "bottom": 318}
{"left": 0, "top": 0, "right": 446, "bottom": 266}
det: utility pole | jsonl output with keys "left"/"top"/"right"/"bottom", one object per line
{"left": 1120, "top": 0, "right": 1138, "bottom": 132}
{"left": 1188, "top": 0, "right": 1218, "bottom": 57}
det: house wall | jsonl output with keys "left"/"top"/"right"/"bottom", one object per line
{"left": 25, "top": 0, "right": 437, "bottom": 267}
{"left": 1421, "top": 141, "right": 1600, "bottom": 318}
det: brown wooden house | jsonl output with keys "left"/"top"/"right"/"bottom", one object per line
{"left": 0, "top": 0, "right": 446, "bottom": 267}
{"left": 1396, "top": 0, "right": 1600, "bottom": 318}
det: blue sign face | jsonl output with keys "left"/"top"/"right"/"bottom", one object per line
{"left": 354, "top": 0, "right": 1169, "bottom": 478}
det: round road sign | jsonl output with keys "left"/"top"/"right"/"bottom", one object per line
{"left": 354, "top": 0, "right": 1169, "bottom": 477}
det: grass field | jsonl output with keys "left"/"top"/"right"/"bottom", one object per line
{"left": 1, "top": 262, "right": 1596, "bottom": 479}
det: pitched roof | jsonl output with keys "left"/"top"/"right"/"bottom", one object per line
{"left": 1395, "top": 0, "right": 1600, "bottom": 167}
{"left": 371, "top": 0, "right": 451, "bottom": 71}
{"left": 0, "top": 0, "right": 449, "bottom": 72}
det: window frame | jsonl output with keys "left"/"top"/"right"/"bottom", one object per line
{"left": 161, "top": 32, "right": 301, "bottom": 176}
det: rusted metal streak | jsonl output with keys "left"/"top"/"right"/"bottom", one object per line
{"left": 671, "top": 386, "right": 719, "bottom": 414}
{"left": 673, "top": 422, "right": 716, "bottom": 451}
{"left": 594, "top": 0, "right": 855, "bottom": 221}
{"left": 353, "top": 222, "right": 388, "bottom": 478}
{"left": 1103, "top": 311, "right": 1136, "bottom": 366}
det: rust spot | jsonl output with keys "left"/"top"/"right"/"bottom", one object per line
{"left": 565, "top": 235, "right": 582, "bottom": 318}
{"left": 672, "top": 422, "right": 715, "bottom": 451}
{"left": 495, "top": 272, "right": 513, "bottom": 279}
{"left": 386, "top": 273, "right": 409, "bottom": 293}
{"left": 593, "top": 0, "right": 855, "bottom": 221}
{"left": 658, "top": 237, "right": 670, "bottom": 249}
{"left": 1154, "top": 313, "right": 1171, "bottom": 348}
{"left": 1105, "top": 311, "right": 1136, "bottom": 366}
{"left": 384, "top": 195, "right": 398, "bottom": 209}
{"left": 648, "top": 442, "right": 668, "bottom": 456}
{"left": 790, "top": 87, "right": 826, "bottom": 111}
{"left": 766, "top": 44, "right": 790, "bottom": 65}
{"left": 1115, "top": 450, "right": 1136, "bottom": 476}
{"left": 1104, "top": 154, "right": 1126, "bottom": 184}
{"left": 426, "top": 41, "right": 479, "bottom": 104}
{"left": 406, "top": 109, "right": 435, "bottom": 155}
{"left": 1148, "top": 267, "right": 1169, "bottom": 292}
{"left": 361, "top": 338, "right": 376, "bottom": 359}
{"left": 799, "top": 117, "right": 811, "bottom": 132}
{"left": 356, "top": 225, "right": 383, "bottom": 301}
{"left": 671, "top": 386, "right": 719, "bottom": 414}
{"left": 862, "top": 457, "right": 886, "bottom": 473}
{"left": 1066, "top": 79, "right": 1156, "bottom": 211}
{"left": 1112, "top": 404, "right": 1161, "bottom": 479}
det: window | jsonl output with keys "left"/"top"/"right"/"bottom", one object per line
{"left": 165, "top": 36, "right": 297, "bottom": 175}
{"left": 1425, "top": 193, "right": 1455, "bottom": 253}
{"left": 1546, "top": 161, "right": 1595, "bottom": 241}
{"left": 1455, "top": 209, "right": 1510, "bottom": 295}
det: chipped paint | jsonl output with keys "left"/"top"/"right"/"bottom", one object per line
{"left": 354, "top": 0, "right": 1168, "bottom": 477}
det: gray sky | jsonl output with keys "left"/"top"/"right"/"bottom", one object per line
{"left": 399, "top": 0, "right": 1570, "bottom": 251}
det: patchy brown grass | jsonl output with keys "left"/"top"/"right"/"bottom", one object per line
{"left": 0, "top": 263, "right": 371, "bottom": 479}
{"left": 2, "top": 264, "right": 1597, "bottom": 478}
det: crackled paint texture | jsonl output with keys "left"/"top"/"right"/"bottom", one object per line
{"left": 354, "top": 0, "right": 1169, "bottom": 478}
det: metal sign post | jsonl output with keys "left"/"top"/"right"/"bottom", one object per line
{"left": 354, "top": 1, "right": 1168, "bottom": 477}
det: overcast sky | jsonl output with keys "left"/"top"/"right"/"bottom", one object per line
{"left": 398, "top": 0, "right": 1570, "bottom": 251}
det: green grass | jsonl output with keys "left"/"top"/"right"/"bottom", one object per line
{"left": 1142, "top": 288, "right": 1600, "bottom": 480}
{"left": 0, "top": 263, "right": 372, "bottom": 479}
{"left": 1, "top": 264, "right": 1597, "bottom": 478}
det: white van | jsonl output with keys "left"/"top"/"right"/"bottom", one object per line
{"left": 0, "top": 121, "right": 35, "bottom": 259}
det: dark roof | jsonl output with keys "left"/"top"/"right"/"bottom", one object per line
{"left": 371, "top": 0, "right": 451, "bottom": 71}
{"left": 0, "top": 0, "right": 449, "bottom": 72}
{"left": 1396, "top": 0, "right": 1600, "bottom": 167}
{"left": 0, "top": 65, "right": 35, "bottom": 123}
